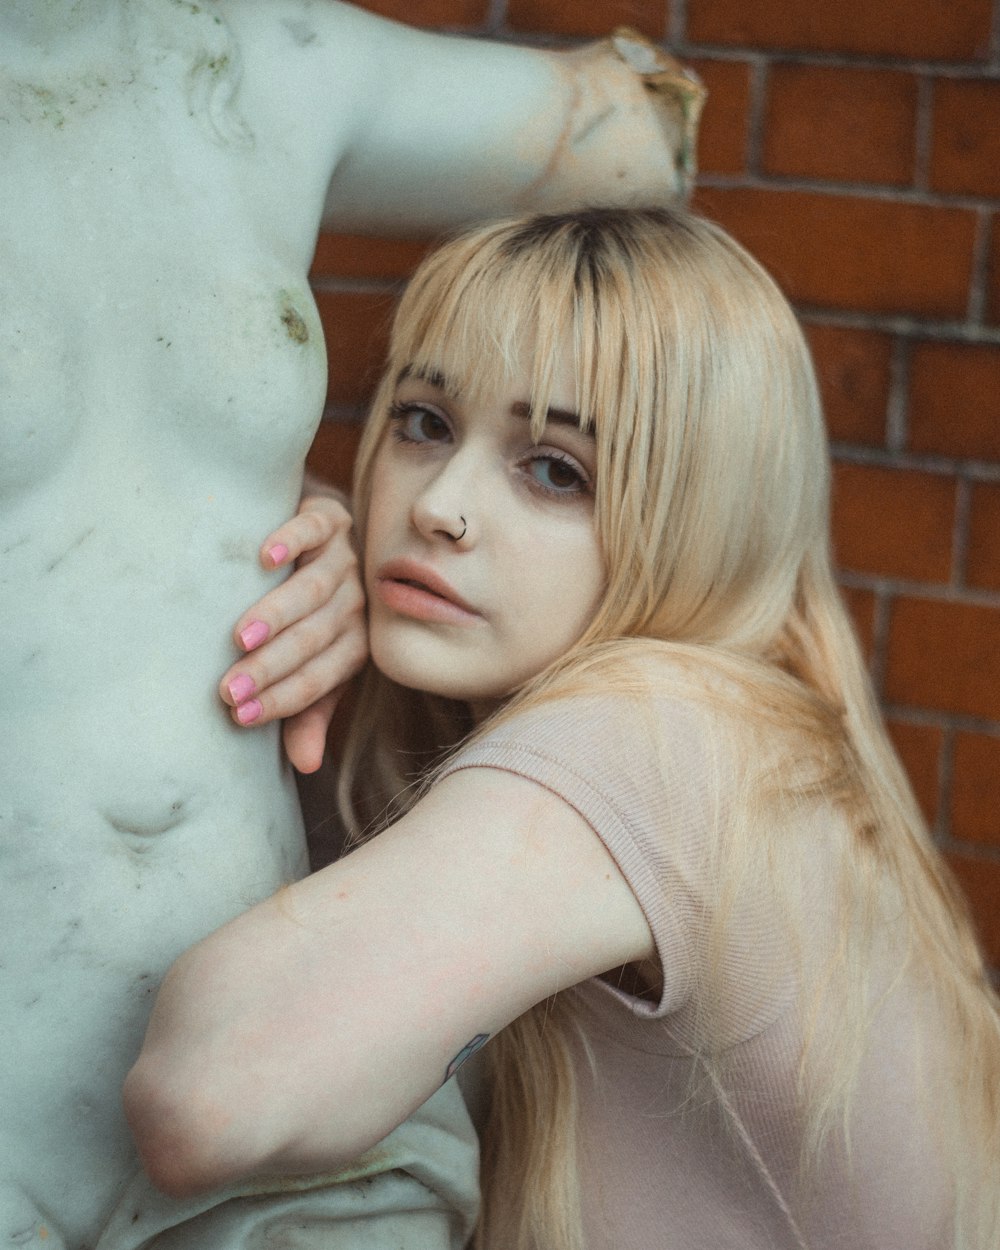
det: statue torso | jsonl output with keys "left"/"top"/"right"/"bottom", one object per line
{"left": 0, "top": 23, "right": 338, "bottom": 1246}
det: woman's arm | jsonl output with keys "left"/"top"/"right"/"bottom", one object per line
{"left": 123, "top": 765, "right": 654, "bottom": 1197}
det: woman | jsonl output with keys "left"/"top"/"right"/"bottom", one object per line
{"left": 127, "top": 207, "right": 1000, "bottom": 1248}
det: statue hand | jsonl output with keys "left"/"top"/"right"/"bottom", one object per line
{"left": 219, "top": 492, "right": 367, "bottom": 774}
{"left": 607, "top": 29, "right": 707, "bottom": 198}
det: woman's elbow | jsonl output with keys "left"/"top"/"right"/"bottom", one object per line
{"left": 123, "top": 1057, "right": 256, "bottom": 1198}
{"left": 122, "top": 1050, "right": 368, "bottom": 1197}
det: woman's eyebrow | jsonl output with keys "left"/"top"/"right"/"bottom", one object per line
{"left": 395, "top": 364, "right": 451, "bottom": 391}
{"left": 393, "top": 371, "right": 593, "bottom": 439}
{"left": 510, "top": 400, "right": 593, "bottom": 437}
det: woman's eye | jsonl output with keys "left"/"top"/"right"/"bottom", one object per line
{"left": 526, "top": 454, "right": 589, "bottom": 495}
{"left": 389, "top": 403, "right": 451, "bottom": 444}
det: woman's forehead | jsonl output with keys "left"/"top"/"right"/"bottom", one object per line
{"left": 395, "top": 333, "right": 595, "bottom": 435}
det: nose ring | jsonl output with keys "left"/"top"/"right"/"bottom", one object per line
{"left": 456, "top": 516, "right": 467, "bottom": 541}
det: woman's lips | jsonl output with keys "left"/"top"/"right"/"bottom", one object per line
{"left": 374, "top": 560, "right": 481, "bottom": 625}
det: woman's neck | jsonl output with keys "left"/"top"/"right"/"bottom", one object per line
{"left": 469, "top": 698, "right": 503, "bottom": 727}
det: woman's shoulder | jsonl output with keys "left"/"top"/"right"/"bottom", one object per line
{"left": 437, "top": 646, "right": 741, "bottom": 888}
{"left": 450, "top": 643, "right": 752, "bottom": 779}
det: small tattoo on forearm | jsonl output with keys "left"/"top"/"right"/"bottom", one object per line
{"left": 444, "top": 1033, "right": 490, "bottom": 1083}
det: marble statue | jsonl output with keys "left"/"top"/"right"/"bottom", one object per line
{"left": 0, "top": 3, "right": 702, "bottom": 1247}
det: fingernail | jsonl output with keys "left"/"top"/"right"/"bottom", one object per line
{"left": 236, "top": 699, "right": 263, "bottom": 725}
{"left": 239, "top": 620, "right": 270, "bottom": 651}
{"left": 227, "top": 673, "right": 257, "bottom": 704}
{"left": 267, "top": 543, "right": 289, "bottom": 567}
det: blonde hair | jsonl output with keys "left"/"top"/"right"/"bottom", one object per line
{"left": 339, "top": 208, "right": 1000, "bottom": 1248}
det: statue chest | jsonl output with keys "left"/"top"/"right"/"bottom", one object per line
{"left": 0, "top": 91, "right": 329, "bottom": 501}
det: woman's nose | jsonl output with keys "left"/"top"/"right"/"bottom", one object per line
{"left": 410, "top": 456, "right": 477, "bottom": 546}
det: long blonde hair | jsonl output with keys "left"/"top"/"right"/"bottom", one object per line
{"left": 339, "top": 208, "right": 1000, "bottom": 1249}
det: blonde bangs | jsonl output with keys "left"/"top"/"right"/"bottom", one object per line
{"left": 398, "top": 225, "right": 593, "bottom": 431}
{"left": 352, "top": 214, "right": 668, "bottom": 528}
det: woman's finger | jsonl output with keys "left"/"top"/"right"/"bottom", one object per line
{"left": 223, "top": 610, "right": 368, "bottom": 724}
{"left": 282, "top": 695, "right": 342, "bottom": 774}
{"left": 225, "top": 638, "right": 368, "bottom": 738}
{"left": 258, "top": 495, "right": 351, "bottom": 570}
{"left": 221, "top": 580, "right": 365, "bottom": 706}
{"left": 232, "top": 542, "right": 361, "bottom": 654}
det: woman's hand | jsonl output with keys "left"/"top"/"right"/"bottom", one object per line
{"left": 220, "top": 491, "right": 367, "bottom": 774}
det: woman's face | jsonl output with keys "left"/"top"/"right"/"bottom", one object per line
{"left": 363, "top": 349, "right": 606, "bottom": 708}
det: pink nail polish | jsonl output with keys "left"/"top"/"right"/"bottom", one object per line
{"left": 239, "top": 620, "right": 270, "bottom": 651}
{"left": 267, "top": 543, "right": 289, "bottom": 567}
{"left": 236, "top": 698, "right": 263, "bottom": 725}
{"left": 228, "top": 673, "right": 257, "bottom": 704}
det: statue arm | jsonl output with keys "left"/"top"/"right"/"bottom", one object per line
{"left": 317, "top": 8, "right": 705, "bottom": 234}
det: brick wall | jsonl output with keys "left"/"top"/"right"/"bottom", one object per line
{"left": 307, "top": 0, "right": 1000, "bottom": 969}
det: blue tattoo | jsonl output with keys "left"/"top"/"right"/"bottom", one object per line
{"left": 444, "top": 1033, "right": 490, "bottom": 1082}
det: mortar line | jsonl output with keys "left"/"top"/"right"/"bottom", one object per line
{"left": 912, "top": 74, "right": 934, "bottom": 192}
{"left": 935, "top": 722, "right": 954, "bottom": 841}
{"left": 679, "top": 42, "right": 1000, "bottom": 77}
{"left": 668, "top": 0, "right": 686, "bottom": 47}
{"left": 484, "top": 0, "right": 507, "bottom": 34}
{"left": 884, "top": 334, "right": 910, "bottom": 454}
{"left": 968, "top": 208, "right": 992, "bottom": 324}
{"left": 991, "top": 0, "right": 1000, "bottom": 61}
{"left": 881, "top": 703, "right": 1000, "bottom": 736}
{"left": 868, "top": 585, "right": 893, "bottom": 699}
{"left": 829, "top": 443, "right": 1000, "bottom": 484}
{"left": 835, "top": 568, "right": 1000, "bottom": 609}
{"left": 696, "top": 167, "right": 999, "bottom": 210}
{"left": 951, "top": 475, "right": 974, "bottom": 590}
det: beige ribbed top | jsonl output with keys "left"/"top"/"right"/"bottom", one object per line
{"left": 441, "top": 693, "right": 952, "bottom": 1250}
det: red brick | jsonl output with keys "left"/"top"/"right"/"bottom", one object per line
{"left": 311, "top": 235, "right": 433, "bottom": 281}
{"left": 967, "top": 483, "right": 1000, "bottom": 593}
{"left": 692, "top": 187, "right": 977, "bottom": 319}
{"left": 989, "top": 216, "right": 1000, "bottom": 326}
{"left": 885, "top": 597, "right": 1000, "bottom": 721}
{"left": 306, "top": 420, "right": 364, "bottom": 494}
{"left": 762, "top": 65, "right": 917, "bottom": 187}
{"left": 686, "top": 0, "right": 993, "bottom": 62}
{"left": 831, "top": 463, "right": 956, "bottom": 583}
{"left": 688, "top": 58, "right": 752, "bottom": 177}
{"left": 839, "top": 584, "right": 877, "bottom": 662}
{"left": 351, "top": 0, "right": 489, "bottom": 27}
{"left": 506, "top": 0, "right": 665, "bottom": 39}
{"left": 886, "top": 718, "right": 943, "bottom": 827}
{"left": 804, "top": 324, "right": 891, "bottom": 446}
{"left": 908, "top": 342, "right": 1000, "bottom": 462}
{"left": 945, "top": 852, "right": 1000, "bottom": 967}
{"left": 930, "top": 79, "right": 1000, "bottom": 199}
{"left": 952, "top": 731, "right": 1000, "bottom": 848}
{"left": 316, "top": 290, "right": 397, "bottom": 408}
